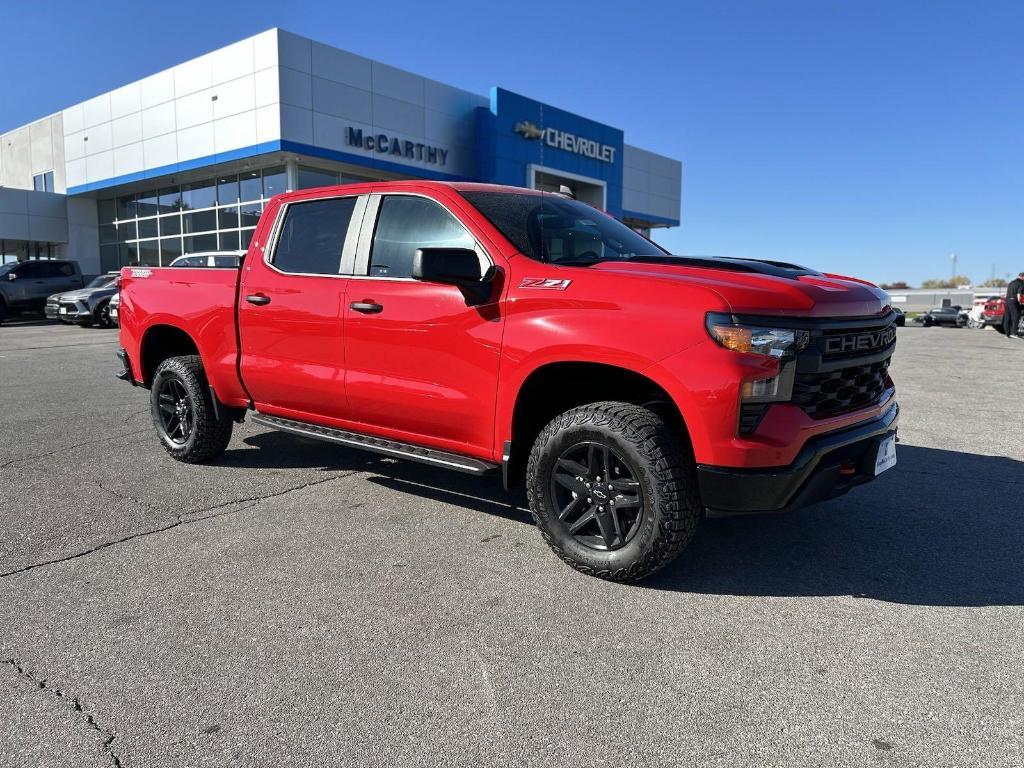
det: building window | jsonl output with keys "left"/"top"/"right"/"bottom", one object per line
{"left": 32, "top": 171, "right": 55, "bottom": 193}
{"left": 96, "top": 166, "right": 344, "bottom": 267}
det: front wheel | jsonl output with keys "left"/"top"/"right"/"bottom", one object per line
{"left": 150, "top": 355, "right": 232, "bottom": 463}
{"left": 526, "top": 402, "right": 701, "bottom": 582}
{"left": 95, "top": 300, "right": 113, "bottom": 328}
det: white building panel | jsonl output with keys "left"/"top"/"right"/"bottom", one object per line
{"left": 62, "top": 103, "right": 85, "bottom": 136}
{"left": 279, "top": 66, "right": 312, "bottom": 109}
{"left": 255, "top": 105, "right": 281, "bottom": 145}
{"left": 82, "top": 94, "right": 112, "bottom": 129}
{"left": 211, "top": 38, "right": 255, "bottom": 86}
{"left": 252, "top": 29, "right": 279, "bottom": 71}
{"left": 280, "top": 104, "right": 313, "bottom": 145}
{"left": 143, "top": 133, "right": 177, "bottom": 169}
{"left": 174, "top": 54, "right": 213, "bottom": 97}
{"left": 254, "top": 68, "right": 280, "bottom": 108}
{"left": 213, "top": 76, "right": 257, "bottom": 120}
{"left": 85, "top": 150, "right": 114, "bottom": 184}
{"left": 111, "top": 113, "right": 143, "bottom": 149}
{"left": 312, "top": 77, "right": 371, "bottom": 123}
{"left": 142, "top": 102, "right": 176, "bottom": 139}
{"left": 214, "top": 112, "right": 257, "bottom": 154}
{"left": 371, "top": 62, "right": 424, "bottom": 106}
{"left": 139, "top": 70, "right": 175, "bottom": 110}
{"left": 65, "top": 157, "right": 87, "bottom": 188}
{"left": 311, "top": 41, "right": 372, "bottom": 90}
{"left": 175, "top": 88, "right": 214, "bottom": 130}
{"left": 176, "top": 123, "right": 216, "bottom": 161}
{"left": 113, "top": 142, "right": 145, "bottom": 177}
{"left": 278, "top": 30, "right": 312, "bottom": 73}
{"left": 372, "top": 94, "right": 425, "bottom": 136}
{"left": 109, "top": 83, "right": 142, "bottom": 120}
{"left": 83, "top": 122, "right": 113, "bottom": 155}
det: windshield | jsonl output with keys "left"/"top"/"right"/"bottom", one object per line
{"left": 86, "top": 275, "right": 116, "bottom": 289}
{"left": 0, "top": 263, "right": 16, "bottom": 275}
{"left": 461, "top": 191, "right": 669, "bottom": 265}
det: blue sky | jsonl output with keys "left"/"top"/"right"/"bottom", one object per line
{"left": 1, "top": 0, "right": 1020, "bottom": 285}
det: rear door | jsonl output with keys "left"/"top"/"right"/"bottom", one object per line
{"left": 341, "top": 192, "right": 504, "bottom": 454}
{"left": 237, "top": 193, "right": 365, "bottom": 421}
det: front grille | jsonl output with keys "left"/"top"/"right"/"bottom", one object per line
{"left": 793, "top": 358, "right": 891, "bottom": 418}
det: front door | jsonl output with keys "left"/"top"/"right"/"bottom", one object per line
{"left": 342, "top": 193, "right": 504, "bottom": 455}
{"left": 237, "top": 194, "right": 363, "bottom": 421}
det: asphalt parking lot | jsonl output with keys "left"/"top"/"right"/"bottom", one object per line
{"left": 1, "top": 319, "right": 1022, "bottom": 767}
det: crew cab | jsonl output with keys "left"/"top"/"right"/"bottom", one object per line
{"left": 116, "top": 181, "right": 899, "bottom": 581}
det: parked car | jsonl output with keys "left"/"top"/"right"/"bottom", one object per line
{"left": 915, "top": 307, "right": 967, "bottom": 327}
{"left": 0, "top": 260, "right": 84, "bottom": 324}
{"left": 45, "top": 272, "right": 119, "bottom": 325}
{"left": 44, "top": 272, "right": 119, "bottom": 327}
{"left": 168, "top": 252, "right": 243, "bottom": 268}
{"left": 983, "top": 296, "right": 1024, "bottom": 334}
{"left": 893, "top": 307, "right": 906, "bottom": 326}
{"left": 117, "top": 181, "right": 899, "bottom": 583}
{"left": 108, "top": 290, "right": 121, "bottom": 326}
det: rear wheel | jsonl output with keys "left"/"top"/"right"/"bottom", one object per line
{"left": 526, "top": 401, "right": 701, "bottom": 582}
{"left": 150, "top": 355, "right": 232, "bottom": 463}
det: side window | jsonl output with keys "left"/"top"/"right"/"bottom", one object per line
{"left": 368, "top": 196, "right": 476, "bottom": 279}
{"left": 272, "top": 197, "right": 357, "bottom": 275}
{"left": 20, "top": 262, "right": 47, "bottom": 278}
{"left": 57, "top": 263, "right": 75, "bottom": 277}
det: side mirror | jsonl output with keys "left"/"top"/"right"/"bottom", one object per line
{"left": 411, "top": 248, "right": 487, "bottom": 286}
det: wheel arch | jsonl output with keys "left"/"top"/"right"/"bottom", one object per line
{"left": 139, "top": 324, "right": 201, "bottom": 387}
{"left": 503, "top": 360, "right": 692, "bottom": 489}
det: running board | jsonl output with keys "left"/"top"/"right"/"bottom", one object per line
{"left": 250, "top": 413, "right": 498, "bottom": 475}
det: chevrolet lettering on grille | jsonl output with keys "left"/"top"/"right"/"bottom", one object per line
{"left": 823, "top": 327, "right": 896, "bottom": 355}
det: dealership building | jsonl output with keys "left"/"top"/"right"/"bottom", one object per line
{"left": 0, "top": 29, "right": 682, "bottom": 273}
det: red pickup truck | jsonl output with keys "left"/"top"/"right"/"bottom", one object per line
{"left": 117, "top": 181, "right": 899, "bottom": 581}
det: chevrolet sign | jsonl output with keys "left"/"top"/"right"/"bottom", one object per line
{"left": 513, "top": 121, "right": 616, "bottom": 163}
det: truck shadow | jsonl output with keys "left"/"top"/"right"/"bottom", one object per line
{"left": 232, "top": 433, "right": 1024, "bottom": 607}
{"left": 647, "top": 445, "right": 1024, "bottom": 607}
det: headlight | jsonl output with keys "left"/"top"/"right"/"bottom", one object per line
{"left": 705, "top": 314, "right": 809, "bottom": 359}
{"left": 706, "top": 313, "right": 810, "bottom": 405}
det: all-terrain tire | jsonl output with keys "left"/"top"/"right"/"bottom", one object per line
{"left": 150, "top": 355, "right": 232, "bottom": 463}
{"left": 526, "top": 401, "right": 701, "bottom": 582}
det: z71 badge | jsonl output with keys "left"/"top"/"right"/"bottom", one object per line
{"left": 519, "top": 278, "right": 572, "bottom": 290}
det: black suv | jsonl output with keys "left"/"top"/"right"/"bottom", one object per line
{"left": 0, "top": 260, "right": 84, "bottom": 324}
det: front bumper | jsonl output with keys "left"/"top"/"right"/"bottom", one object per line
{"left": 697, "top": 401, "right": 899, "bottom": 516}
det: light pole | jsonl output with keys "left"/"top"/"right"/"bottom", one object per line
{"left": 950, "top": 252, "right": 957, "bottom": 284}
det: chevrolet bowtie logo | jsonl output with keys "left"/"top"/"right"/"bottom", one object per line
{"left": 513, "top": 121, "right": 544, "bottom": 140}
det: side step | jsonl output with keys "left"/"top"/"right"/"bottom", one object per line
{"left": 250, "top": 412, "right": 498, "bottom": 476}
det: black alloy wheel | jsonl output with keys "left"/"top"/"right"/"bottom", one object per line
{"left": 96, "top": 301, "right": 112, "bottom": 328}
{"left": 156, "top": 377, "right": 194, "bottom": 446}
{"left": 550, "top": 441, "right": 644, "bottom": 551}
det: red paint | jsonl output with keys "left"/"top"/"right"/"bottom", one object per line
{"left": 120, "top": 180, "right": 895, "bottom": 471}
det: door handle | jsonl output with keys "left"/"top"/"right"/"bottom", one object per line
{"left": 245, "top": 294, "right": 271, "bottom": 306}
{"left": 350, "top": 301, "right": 383, "bottom": 314}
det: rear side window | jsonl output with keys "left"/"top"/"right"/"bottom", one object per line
{"left": 368, "top": 196, "right": 476, "bottom": 278}
{"left": 273, "top": 197, "right": 357, "bottom": 275}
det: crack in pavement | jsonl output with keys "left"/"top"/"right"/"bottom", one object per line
{"left": 0, "top": 472, "right": 358, "bottom": 580}
{"left": 0, "top": 429, "right": 151, "bottom": 469}
{"left": 3, "top": 658, "right": 124, "bottom": 767}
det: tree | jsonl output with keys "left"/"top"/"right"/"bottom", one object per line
{"left": 880, "top": 281, "right": 909, "bottom": 290}
{"left": 920, "top": 276, "right": 972, "bottom": 289}
{"left": 979, "top": 277, "right": 1008, "bottom": 288}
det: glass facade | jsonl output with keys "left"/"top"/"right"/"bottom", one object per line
{"left": 96, "top": 164, "right": 380, "bottom": 272}
{"left": 97, "top": 165, "right": 288, "bottom": 272}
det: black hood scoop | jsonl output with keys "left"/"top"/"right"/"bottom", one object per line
{"left": 624, "top": 255, "right": 822, "bottom": 280}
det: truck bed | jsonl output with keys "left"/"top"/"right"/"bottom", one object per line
{"left": 118, "top": 266, "right": 248, "bottom": 407}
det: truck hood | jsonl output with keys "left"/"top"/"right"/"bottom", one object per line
{"left": 588, "top": 256, "right": 891, "bottom": 318}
